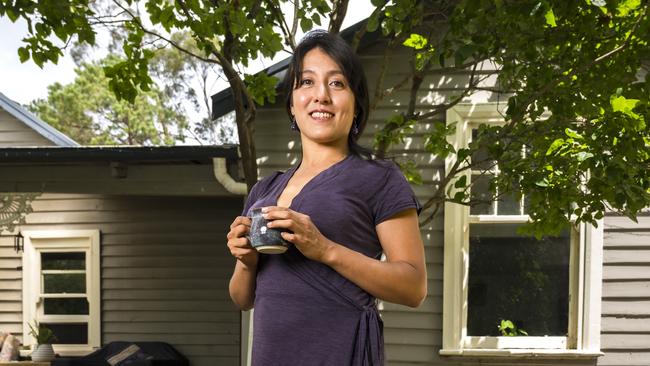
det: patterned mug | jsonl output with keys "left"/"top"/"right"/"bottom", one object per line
{"left": 248, "top": 208, "right": 291, "bottom": 254}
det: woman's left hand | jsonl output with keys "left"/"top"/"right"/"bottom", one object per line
{"left": 262, "top": 206, "right": 332, "bottom": 262}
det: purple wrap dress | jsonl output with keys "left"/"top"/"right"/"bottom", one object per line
{"left": 242, "top": 154, "right": 420, "bottom": 366}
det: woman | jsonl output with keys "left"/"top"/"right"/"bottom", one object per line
{"left": 227, "top": 30, "right": 427, "bottom": 365}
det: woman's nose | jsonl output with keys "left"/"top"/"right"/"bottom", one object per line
{"left": 313, "top": 83, "right": 331, "bottom": 104}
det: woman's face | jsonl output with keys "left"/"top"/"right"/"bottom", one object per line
{"left": 291, "top": 47, "right": 356, "bottom": 149}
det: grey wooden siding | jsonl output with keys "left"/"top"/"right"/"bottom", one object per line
{"left": 598, "top": 214, "right": 650, "bottom": 366}
{"left": 0, "top": 193, "right": 243, "bottom": 366}
{"left": 0, "top": 110, "right": 53, "bottom": 146}
{"left": 0, "top": 234, "right": 23, "bottom": 340}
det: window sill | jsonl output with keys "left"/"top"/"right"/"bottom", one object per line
{"left": 439, "top": 349, "right": 603, "bottom": 359}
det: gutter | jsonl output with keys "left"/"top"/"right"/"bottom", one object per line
{"left": 213, "top": 157, "right": 248, "bottom": 195}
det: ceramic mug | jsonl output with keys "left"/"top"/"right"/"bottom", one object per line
{"left": 248, "top": 208, "right": 291, "bottom": 254}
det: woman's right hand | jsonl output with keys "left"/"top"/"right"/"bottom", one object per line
{"left": 226, "top": 216, "right": 258, "bottom": 268}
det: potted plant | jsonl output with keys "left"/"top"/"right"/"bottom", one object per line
{"left": 28, "top": 321, "right": 57, "bottom": 362}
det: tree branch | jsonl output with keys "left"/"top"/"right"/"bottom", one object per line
{"left": 370, "top": 39, "right": 397, "bottom": 111}
{"left": 328, "top": 0, "right": 349, "bottom": 34}
{"left": 291, "top": 0, "right": 300, "bottom": 38}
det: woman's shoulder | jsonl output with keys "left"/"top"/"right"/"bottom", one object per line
{"left": 249, "top": 168, "right": 291, "bottom": 197}
{"left": 349, "top": 155, "right": 401, "bottom": 177}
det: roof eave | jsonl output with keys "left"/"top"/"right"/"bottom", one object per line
{"left": 0, "top": 92, "right": 79, "bottom": 147}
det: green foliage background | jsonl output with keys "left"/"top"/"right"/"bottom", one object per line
{"left": 1, "top": 0, "right": 649, "bottom": 236}
{"left": 28, "top": 56, "right": 188, "bottom": 145}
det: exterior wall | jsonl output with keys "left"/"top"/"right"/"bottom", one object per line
{"left": 598, "top": 214, "right": 650, "bottom": 366}
{"left": 0, "top": 193, "right": 243, "bottom": 366}
{"left": 0, "top": 110, "right": 54, "bottom": 146}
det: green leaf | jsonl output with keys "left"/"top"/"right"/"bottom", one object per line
{"left": 300, "top": 17, "right": 313, "bottom": 32}
{"left": 610, "top": 95, "right": 640, "bottom": 117}
{"left": 576, "top": 151, "right": 594, "bottom": 162}
{"left": 244, "top": 72, "right": 278, "bottom": 106}
{"left": 617, "top": 0, "right": 641, "bottom": 16}
{"left": 6, "top": 8, "right": 19, "bottom": 22}
{"left": 454, "top": 175, "right": 467, "bottom": 188}
{"left": 367, "top": 11, "right": 380, "bottom": 32}
{"left": 564, "top": 128, "right": 583, "bottom": 140}
{"left": 403, "top": 33, "right": 428, "bottom": 50}
{"left": 17, "top": 47, "right": 30, "bottom": 63}
{"left": 546, "top": 138, "right": 564, "bottom": 156}
{"left": 544, "top": 8, "right": 557, "bottom": 27}
{"left": 535, "top": 179, "right": 549, "bottom": 187}
{"left": 454, "top": 44, "right": 476, "bottom": 67}
{"left": 453, "top": 191, "right": 466, "bottom": 202}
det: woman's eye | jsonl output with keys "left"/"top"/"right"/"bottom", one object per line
{"left": 330, "top": 80, "right": 345, "bottom": 88}
{"left": 299, "top": 79, "right": 313, "bottom": 86}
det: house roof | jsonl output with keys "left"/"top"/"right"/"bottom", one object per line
{"left": 0, "top": 145, "right": 238, "bottom": 163}
{"left": 0, "top": 145, "right": 242, "bottom": 196}
{"left": 210, "top": 19, "right": 382, "bottom": 120}
{"left": 0, "top": 92, "right": 79, "bottom": 147}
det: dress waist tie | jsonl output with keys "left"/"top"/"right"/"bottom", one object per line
{"left": 353, "top": 303, "right": 384, "bottom": 366}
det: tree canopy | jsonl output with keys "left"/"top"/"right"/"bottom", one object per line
{"left": 2, "top": 0, "right": 648, "bottom": 236}
{"left": 29, "top": 55, "right": 188, "bottom": 145}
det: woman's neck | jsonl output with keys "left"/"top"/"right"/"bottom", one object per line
{"left": 299, "top": 140, "right": 349, "bottom": 171}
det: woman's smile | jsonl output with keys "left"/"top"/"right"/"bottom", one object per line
{"left": 310, "top": 110, "right": 335, "bottom": 120}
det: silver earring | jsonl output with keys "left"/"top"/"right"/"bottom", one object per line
{"left": 352, "top": 119, "right": 359, "bottom": 135}
{"left": 290, "top": 116, "right": 299, "bottom": 131}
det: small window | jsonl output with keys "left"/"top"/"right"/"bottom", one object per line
{"left": 23, "top": 231, "right": 100, "bottom": 356}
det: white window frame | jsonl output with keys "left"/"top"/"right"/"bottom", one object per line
{"left": 440, "top": 103, "right": 604, "bottom": 358}
{"left": 22, "top": 230, "right": 101, "bottom": 356}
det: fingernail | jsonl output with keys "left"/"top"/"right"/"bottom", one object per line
{"left": 262, "top": 213, "right": 270, "bottom": 219}
{"left": 261, "top": 207, "right": 269, "bottom": 213}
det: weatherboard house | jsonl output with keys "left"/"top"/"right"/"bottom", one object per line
{"left": 1, "top": 23, "right": 649, "bottom": 366}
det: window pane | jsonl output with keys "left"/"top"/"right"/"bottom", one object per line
{"left": 497, "top": 191, "right": 521, "bottom": 215}
{"left": 470, "top": 174, "right": 494, "bottom": 215}
{"left": 471, "top": 129, "right": 495, "bottom": 171}
{"left": 467, "top": 223, "right": 570, "bottom": 336}
{"left": 44, "top": 274, "right": 86, "bottom": 293}
{"left": 44, "top": 298, "right": 89, "bottom": 315}
{"left": 42, "top": 252, "right": 85, "bottom": 270}
{"left": 41, "top": 323, "right": 88, "bottom": 344}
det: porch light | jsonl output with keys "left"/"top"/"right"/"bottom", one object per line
{"left": 14, "top": 231, "right": 24, "bottom": 253}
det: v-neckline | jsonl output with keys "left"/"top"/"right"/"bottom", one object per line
{"left": 276, "top": 154, "right": 352, "bottom": 209}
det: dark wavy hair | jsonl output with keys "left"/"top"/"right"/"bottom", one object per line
{"left": 283, "top": 30, "right": 372, "bottom": 159}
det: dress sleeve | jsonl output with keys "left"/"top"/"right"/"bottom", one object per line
{"left": 241, "top": 181, "right": 261, "bottom": 216}
{"left": 371, "top": 163, "right": 422, "bottom": 225}
{"left": 240, "top": 171, "right": 282, "bottom": 216}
